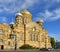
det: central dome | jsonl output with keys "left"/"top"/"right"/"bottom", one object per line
{"left": 22, "top": 9, "right": 32, "bottom": 15}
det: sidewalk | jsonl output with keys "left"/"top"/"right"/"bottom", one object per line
{"left": 0, "top": 49, "right": 39, "bottom": 52}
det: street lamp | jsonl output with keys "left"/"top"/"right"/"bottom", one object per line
{"left": 13, "top": 31, "right": 17, "bottom": 50}
{"left": 10, "top": 22, "right": 17, "bottom": 50}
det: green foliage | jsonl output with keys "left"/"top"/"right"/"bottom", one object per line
{"left": 50, "top": 37, "right": 56, "bottom": 48}
{"left": 19, "top": 44, "right": 38, "bottom": 49}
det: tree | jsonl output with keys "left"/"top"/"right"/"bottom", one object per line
{"left": 19, "top": 44, "right": 39, "bottom": 49}
{"left": 50, "top": 37, "right": 56, "bottom": 48}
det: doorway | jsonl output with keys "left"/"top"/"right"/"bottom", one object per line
{"left": 1, "top": 45, "right": 4, "bottom": 50}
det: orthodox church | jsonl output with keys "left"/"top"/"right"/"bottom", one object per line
{"left": 0, "top": 8, "right": 51, "bottom": 50}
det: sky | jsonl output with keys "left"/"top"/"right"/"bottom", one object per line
{"left": 0, "top": 0, "right": 60, "bottom": 41}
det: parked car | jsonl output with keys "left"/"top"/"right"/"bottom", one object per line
{"left": 48, "top": 48, "right": 54, "bottom": 51}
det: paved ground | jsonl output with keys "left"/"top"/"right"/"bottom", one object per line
{"left": 0, "top": 49, "right": 39, "bottom": 52}
{"left": 0, "top": 49, "right": 60, "bottom": 52}
{"left": 40, "top": 49, "right": 60, "bottom": 52}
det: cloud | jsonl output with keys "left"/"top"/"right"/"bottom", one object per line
{"left": 21, "top": 0, "right": 39, "bottom": 8}
{"left": 0, "top": 0, "right": 21, "bottom": 13}
{"left": 49, "top": 33, "right": 60, "bottom": 41}
{"left": 42, "top": 0, "right": 60, "bottom": 9}
{"left": 0, "top": 17, "right": 7, "bottom": 23}
{"left": 55, "top": 0, "right": 60, "bottom": 2}
{"left": 38, "top": 8, "right": 60, "bottom": 22}
{"left": 0, "top": 0, "right": 39, "bottom": 23}
{"left": 44, "top": 0, "right": 60, "bottom": 2}
{"left": 0, "top": 0, "right": 59, "bottom": 13}
{"left": 0, "top": 0, "right": 60, "bottom": 22}
{"left": 0, "top": 0, "right": 39, "bottom": 13}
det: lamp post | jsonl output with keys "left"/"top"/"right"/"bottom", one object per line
{"left": 13, "top": 31, "right": 17, "bottom": 50}
{"left": 10, "top": 23, "right": 17, "bottom": 50}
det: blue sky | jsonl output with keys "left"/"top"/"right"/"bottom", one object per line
{"left": 0, "top": 0, "right": 60, "bottom": 41}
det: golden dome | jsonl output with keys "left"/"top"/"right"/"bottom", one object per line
{"left": 24, "top": 11, "right": 31, "bottom": 14}
{"left": 22, "top": 8, "right": 32, "bottom": 15}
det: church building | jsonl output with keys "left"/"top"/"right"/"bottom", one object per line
{"left": 0, "top": 8, "right": 52, "bottom": 50}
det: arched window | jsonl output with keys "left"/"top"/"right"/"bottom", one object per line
{"left": 20, "top": 34, "right": 23, "bottom": 40}
{"left": 32, "top": 26, "right": 36, "bottom": 31}
{"left": 8, "top": 41, "right": 10, "bottom": 46}
{"left": 42, "top": 35, "right": 44, "bottom": 42}
{"left": 0, "top": 39, "right": 3, "bottom": 42}
{"left": 30, "top": 34, "right": 32, "bottom": 41}
{"left": 20, "top": 32, "right": 23, "bottom": 40}
{"left": 0, "top": 29, "right": 3, "bottom": 34}
{"left": 33, "top": 35, "right": 35, "bottom": 41}
{"left": 35, "top": 35, "right": 38, "bottom": 41}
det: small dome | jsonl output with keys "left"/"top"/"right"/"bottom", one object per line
{"left": 16, "top": 9, "right": 23, "bottom": 16}
{"left": 10, "top": 21, "right": 14, "bottom": 24}
{"left": 40, "top": 19, "right": 43, "bottom": 22}
{"left": 16, "top": 13, "right": 23, "bottom": 16}
{"left": 38, "top": 18, "right": 44, "bottom": 23}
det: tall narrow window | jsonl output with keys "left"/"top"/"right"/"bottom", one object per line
{"left": 33, "top": 35, "right": 35, "bottom": 41}
{"left": 8, "top": 41, "right": 10, "bottom": 46}
{"left": 0, "top": 29, "right": 3, "bottom": 34}
{"left": 35, "top": 35, "right": 38, "bottom": 41}
{"left": 30, "top": 34, "right": 32, "bottom": 41}
{"left": 48, "top": 38, "right": 50, "bottom": 43}
{"left": 20, "top": 34, "right": 23, "bottom": 40}
{"left": 42, "top": 36, "right": 44, "bottom": 42}
{"left": 0, "top": 39, "right": 3, "bottom": 42}
{"left": 20, "top": 33, "right": 23, "bottom": 40}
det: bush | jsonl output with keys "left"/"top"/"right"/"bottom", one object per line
{"left": 19, "top": 44, "right": 38, "bottom": 49}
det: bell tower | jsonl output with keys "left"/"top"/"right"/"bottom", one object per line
{"left": 16, "top": 9, "right": 23, "bottom": 25}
